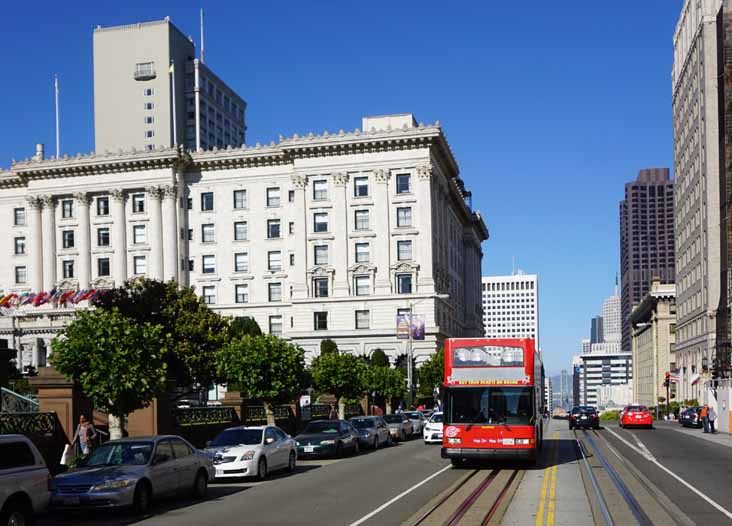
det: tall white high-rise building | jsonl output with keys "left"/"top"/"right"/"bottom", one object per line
{"left": 601, "top": 287, "right": 621, "bottom": 344}
{"left": 481, "top": 272, "right": 539, "bottom": 345}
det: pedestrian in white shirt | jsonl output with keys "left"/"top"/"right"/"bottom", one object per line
{"left": 709, "top": 407, "right": 717, "bottom": 434}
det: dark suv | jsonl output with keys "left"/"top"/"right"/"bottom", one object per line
{"left": 568, "top": 406, "right": 600, "bottom": 430}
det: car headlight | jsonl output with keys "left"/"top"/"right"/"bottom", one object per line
{"left": 240, "top": 450, "right": 256, "bottom": 461}
{"left": 320, "top": 440, "right": 336, "bottom": 445}
{"left": 90, "top": 479, "right": 134, "bottom": 492}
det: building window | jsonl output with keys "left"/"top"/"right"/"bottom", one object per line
{"left": 314, "top": 245, "right": 328, "bottom": 265}
{"left": 135, "top": 62, "right": 156, "bottom": 79}
{"left": 133, "top": 255, "right": 147, "bottom": 275}
{"left": 267, "top": 187, "right": 281, "bottom": 207}
{"left": 397, "top": 240, "right": 412, "bottom": 261}
{"left": 354, "top": 177, "right": 369, "bottom": 197}
{"left": 397, "top": 207, "right": 412, "bottom": 227}
{"left": 269, "top": 315, "right": 283, "bottom": 336}
{"left": 15, "top": 266, "right": 27, "bottom": 284}
{"left": 13, "top": 208, "right": 25, "bottom": 226}
{"left": 202, "top": 255, "right": 216, "bottom": 274}
{"left": 63, "top": 260, "right": 74, "bottom": 279}
{"left": 234, "top": 221, "right": 248, "bottom": 241}
{"left": 202, "top": 223, "right": 215, "bottom": 243}
{"left": 233, "top": 189, "right": 247, "bottom": 209}
{"left": 234, "top": 252, "right": 249, "bottom": 272}
{"left": 202, "top": 286, "right": 216, "bottom": 305}
{"left": 98, "top": 257, "right": 110, "bottom": 277}
{"left": 314, "top": 277, "right": 329, "bottom": 298}
{"left": 397, "top": 308, "right": 411, "bottom": 318}
{"left": 143, "top": 87, "right": 154, "bottom": 96}
{"left": 14, "top": 237, "right": 25, "bottom": 255}
{"left": 269, "top": 282, "right": 282, "bottom": 302}
{"left": 290, "top": 253, "right": 295, "bottom": 266}
{"left": 235, "top": 284, "right": 249, "bottom": 303}
{"left": 396, "top": 173, "right": 411, "bottom": 194}
{"left": 146, "top": 144, "right": 155, "bottom": 151}
{"left": 145, "top": 130, "right": 154, "bottom": 138}
{"left": 314, "top": 312, "right": 328, "bottom": 331}
{"left": 97, "top": 228, "right": 110, "bottom": 247}
{"left": 132, "top": 194, "right": 145, "bottom": 213}
{"left": 133, "top": 225, "right": 146, "bottom": 245}
{"left": 314, "top": 213, "right": 328, "bottom": 233}
{"left": 187, "top": 197, "right": 193, "bottom": 210}
{"left": 62, "top": 230, "right": 75, "bottom": 249}
{"left": 62, "top": 199, "right": 73, "bottom": 219}
{"left": 355, "top": 310, "right": 370, "bottom": 329}
{"left": 355, "top": 243, "right": 370, "bottom": 263}
{"left": 188, "top": 259, "right": 194, "bottom": 271}
{"left": 97, "top": 197, "right": 110, "bottom": 216}
{"left": 354, "top": 275, "right": 370, "bottom": 296}
{"left": 268, "top": 251, "right": 282, "bottom": 271}
{"left": 355, "top": 210, "right": 369, "bottom": 231}
{"left": 313, "top": 180, "right": 328, "bottom": 201}
{"left": 145, "top": 116, "right": 154, "bottom": 124}
{"left": 288, "top": 190, "right": 295, "bottom": 203}
{"left": 187, "top": 228, "right": 193, "bottom": 241}
{"left": 144, "top": 102, "right": 154, "bottom": 111}
{"left": 267, "top": 219, "right": 281, "bottom": 239}
{"left": 289, "top": 222, "right": 295, "bottom": 235}
{"left": 397, "top": 273, "right": 413, "bottom": 294}
{"left": 201, "top": 192, "right": 214, "bottom": 211}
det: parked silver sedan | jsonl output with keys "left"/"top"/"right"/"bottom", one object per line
{"left": 51, "top": 435, "right": 213, "bottom": 514}
{"left": 383, "top": 414, "right": 414, "bottom": 441}
{"left": 404, "top": 411, "right": 426, "bottom": 436}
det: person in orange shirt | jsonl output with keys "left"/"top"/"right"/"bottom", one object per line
{"left": 700, "top": 405, "right": 710, "bottom": 433}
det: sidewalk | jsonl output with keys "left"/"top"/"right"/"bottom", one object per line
{"left": 654, "top": 421, "right": 732, "bottom": 448}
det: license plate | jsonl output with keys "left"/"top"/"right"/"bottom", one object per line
{"left": 63, "top": 497, "right": 80, "bottom": 506}
{"left": 581, "top": 416, "right": 587, "bottom": 420}
{"left": 635, "top": 415, "right": 642, "bottom": 419}
{"left": 304, "top": 446, "right": 315, "bottom": 453}
{"left": 502, "top": 438, "right": 515, "bottom": 445}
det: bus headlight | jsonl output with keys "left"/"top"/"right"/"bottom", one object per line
{"left": 447, "top": 437, "right": 462, "bottom": 444}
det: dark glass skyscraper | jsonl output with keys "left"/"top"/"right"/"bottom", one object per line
{"left": 619, "top": 168, "right": 675, "bottom": 354}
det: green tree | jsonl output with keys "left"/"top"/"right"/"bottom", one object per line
{"left": 51, "top": 309, "right": 171, "bottom": 439}
{"left": 364, "top": 365, "right": 406, "bottom": 414}
{"left": 216, "top": 335, "right": 307, "bottom": 425}
{"left": 320, "top": 339, "right": 339, "bottom": 356}
{"left": 93, "top": 278, "right": 229, "bottom": 388}
{"left": 229, "top": 316, "right": 262, "bottom": 338}
{"left": 311, "top": 352, "right": 366, "bottom": 419}
{"left": 417, "top": 348, "right": 444, "bottom": 402}
{"left": 370, "top": 349, "right": 390, "bottom": 368}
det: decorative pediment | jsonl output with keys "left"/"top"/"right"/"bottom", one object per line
{"left": 348, "top": 263, "right": 376, "bottom": 274}
{"left": 55, "top": 279, "right": 78, "bottom": 291}
{"left": 390, "top": 262, "right": 419, "bottom": 272}
{"left": 90, "top": 277, "right": 115, "bottom": 289}
{"left": 307, "top": 265, "right": 334, "bottom": 277}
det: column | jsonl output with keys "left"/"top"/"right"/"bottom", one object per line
{"left": 291, "top": 175, "right": 308, "bottom": 299}
{"left": 416, "top": 166, "right": 435, "bottom": 293}
{"left": 40, "top": 195, "right": 57, "bottom": 291}
{"left": 74, "top": 192, "right": 92, "bottom": 290}
{"left": 110, "top": 190, "right": 127, "bottom": 285}
{"left": 161, "top": 185, "right": 179, "bottom": 282}
{"left": 331, "top": 172, "right": 349, "bottom": 296}
{"left": 26, "top": 196, "right": 43, "bottom": 291}
{"left": 372, "top": 169, "right": 392, "bottom": 294}
{"left": 147, "top": 186, "right": 164, "bottom": 280}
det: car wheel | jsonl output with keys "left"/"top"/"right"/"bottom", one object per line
{"left": 192, "top": 470, "right": 208, "bottom": 499}
{"left": 335, "top": 442, "right": 343, "bottom": 458}
{"left": 133, "top": 481, "right": 152, "bottom": 515}
{"left": 1, "top": 500, "right": 32, "bottom": 526}
{"left": 353, "top": 441, "right": 360, "bottom": 455}
{"left": 386, "top": 434, "right": 393, "bottom": 447}
{"left": 257, "top": 457, "right": 268, "bottom": 480}
{"left": 373, "top": 436, "right": 378, "bottom": 450}
{"left": 288, "top": 451, "right": 296, "bottom": 472}
{"left": 400, "top": 431, "right": 406, "bottom": 442}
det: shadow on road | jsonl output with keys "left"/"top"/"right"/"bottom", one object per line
{"left": 450, "top": 438, "right": 581, "bottom": 472}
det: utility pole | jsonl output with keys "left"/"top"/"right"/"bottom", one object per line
{"left": 665, "top": 371, "right": 671, "bottom": 417}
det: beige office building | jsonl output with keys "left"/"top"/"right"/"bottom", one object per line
{"left": 630, "top": 281, "right": 677, "bottom": 408}
{"left": 93, "top": 18, "right": 246, "bottom": 154}
{"left": 672, "top": 0, "right": 722, "bottom": 400}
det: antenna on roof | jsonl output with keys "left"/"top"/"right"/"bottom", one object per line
{"left": 54, "top": 73, "right": 60, "bottom": 158}
{"left": 200, "top": 8, "right": 205, "bottom": 63}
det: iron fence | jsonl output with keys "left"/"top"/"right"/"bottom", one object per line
{"left": 172, "top": 406, "right": 237, "bottom": 427}
{"left": 1, "top": 387, "right": 39, "bottom": 413}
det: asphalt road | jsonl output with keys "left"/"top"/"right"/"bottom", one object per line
{"left": 40, "top": 437, "right": 463, "bottom": 526}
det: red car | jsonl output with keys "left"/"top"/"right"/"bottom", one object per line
{"left": 619, "top": 404, "right": 653, "bottom": 429}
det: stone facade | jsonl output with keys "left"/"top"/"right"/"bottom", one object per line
{"left": 0, "top": 114, "right": 488, "bottom": 367}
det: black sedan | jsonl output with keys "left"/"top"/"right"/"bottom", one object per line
{"left": 679, "top": 406, "right": 704, "bottom": 428}
{"left": 294, "top": 420, "right": 360, "bottom": 458}
{"left": 568, "top": 406, "right": 600, "bottom": 430}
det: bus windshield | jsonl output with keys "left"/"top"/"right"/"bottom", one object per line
{"left": 447, "top": 387, "right": 533, "bottom": 425}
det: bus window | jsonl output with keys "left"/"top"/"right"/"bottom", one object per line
{"left": 447, "top": 387, "right": 533, "bottom": 425}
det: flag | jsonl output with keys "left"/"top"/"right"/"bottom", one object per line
{"left": 32, "top": 292, "right": 47, "bottom": 306}
{"left": 22, "top": 293, "right": 36, "bottom": 306}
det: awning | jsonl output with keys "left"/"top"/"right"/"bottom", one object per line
{"left": 691, "top": 373, "right": 701, "bottom": 386}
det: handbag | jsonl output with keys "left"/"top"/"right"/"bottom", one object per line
{"left": 60, "top": 444, "right": 71, "bottom": 466}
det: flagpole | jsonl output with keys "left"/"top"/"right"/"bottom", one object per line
{"left": 170, "top": 61, "right": 177, "bottom": 146}
{"left": 54, "top": 74, "right": 60, "bottom": 158}
{"left": 200, "top": 8, "right": 205, "bottom": 64}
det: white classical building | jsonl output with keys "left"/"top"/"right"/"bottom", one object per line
{"left": 0, "top": 114, "right": 488, "bottom": 368}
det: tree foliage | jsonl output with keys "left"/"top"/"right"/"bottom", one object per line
{"left": 216, "top": 335, "right": 308, "bottom": 424}
{"left": 320, "top": 339, "right": 339, "bottom": 356}
{"left": 417, "top": 348, "right": 444, "bottom": 400}
{"left": 370, "top": 349, "right": 390, "bottom": 368}
{"left": 51, "top": 309, "right": 171, "bottom": 431}
{"left": 229, "top": 316, "right": 262, "bottom": 338}
{"left": 311, "top": 352, "right": 366, "bottom": 418}
{"left": 93, "top": 278, "right": 229, "bottom": 387}
{"left": 364, "top": 365, "right": 406, "bottom": 402}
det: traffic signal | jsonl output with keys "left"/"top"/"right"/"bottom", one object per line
{"left": 664, "top": 371, "right": 670, "bottom": 388}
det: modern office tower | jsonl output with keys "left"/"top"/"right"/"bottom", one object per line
{"left": 93, "top": 17, "right": 246, "bottom": 153}
{"left": 672, "top": 0, "right": 723, "bottom": 395}
{"left": 619, "top": 168, "right": 675, "bottom": 354}
{"left": 572, "top": 356, "right": 581, "bottom": 406}
{"left": 560, "top": 369, "right": 569, "bottom": 408}
{"left": 582, "top": 339, "right": 591, "bottom": 354}
{"left": 590, "top": 316, "right": 604, "bottom": 344}
{"left": 481, "top": 272, "right": 539, "bottom": 344}
{"left": 601, "top": 286, "right": 621, "bottom": 344}
{"left": 544, "top": 377, "right": 553, "bottom": 414}
{"left": 579, "top": 351, "right": 633, "bottom": 407}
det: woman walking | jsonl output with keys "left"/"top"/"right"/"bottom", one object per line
{"left": 709, "top": 406, "right": 717, "bottom": 434}
{"left": 71, "top": 414, "right": 97, "bottom": 456}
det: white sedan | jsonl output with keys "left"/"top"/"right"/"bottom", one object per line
{"left": 205, "top": 425, "right": 297, "bottom": 480}
{"left": 423, "top": 412, "right": 444, "bottom": 444}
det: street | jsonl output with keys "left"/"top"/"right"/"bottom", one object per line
{"left": 35, "top": 419, "right": 732, "bottom": 525}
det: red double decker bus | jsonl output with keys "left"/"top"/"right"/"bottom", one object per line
{"left": 441, "top": 338, "right": 544, "bottom": 465}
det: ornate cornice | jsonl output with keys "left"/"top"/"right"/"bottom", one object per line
{"left": 161, "top": 185, "right": 178, "bottom": 199}
{"left": 25, "top": 196, "right": 43, "bottom": 209}
{"left": 373, "top": 169, "right": 390, "bottom": 184}
{"left": 73, "top": 192, "right": 92, "bottom": 205}
{"left": 331, "top": 172, "right": 349, "bottom": 187}
{"left": 110, "top": 189, "right": 127, "bottom": 202}
{"left": 417, "top": 166, "right": 433, "bottom": 180}
{"left": 145, "top": 186, "right": 165, "bottom": 199}
{"left": 290, "top": 175, "right": 307, "bottom": 189}
{"left": 40, "top": 195, "right": 56, "bottom": 208}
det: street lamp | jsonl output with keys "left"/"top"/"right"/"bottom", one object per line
{"left": 404, "top": 294, "right": 449, "bottom": 408}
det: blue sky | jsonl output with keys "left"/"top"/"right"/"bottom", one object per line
{"left": 2, "top": 1, "right": 680, "bottom": 374}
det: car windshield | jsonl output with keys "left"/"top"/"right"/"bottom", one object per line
{"left": 429, "top": 413, "right": 444, "bottom": 423}
{"left": 83, "top": 441, "right": 153, "bottom": 467}
{"left": 304, "top": 421, "right": 339, "bottom": 434}
{"left": 383, "top": 415, "right": 404, "bottom": 423}
{"left": 350, "top": 419, "right": 375, "bottom": 429}
{"left": 210, "top": 429, "right": 263, "bottom": 446}
{"left": 405, "top": 412, "right": 421, "bottom": 419}
{"left": 627, "top": 405, "right": 647, "bottom": 412}
{"left": 447, "top": 387, "right": 533, "bottom": 425}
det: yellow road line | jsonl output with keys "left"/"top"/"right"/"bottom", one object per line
{"left": 536, "top": 431, "right": 560, "bottom": 526}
